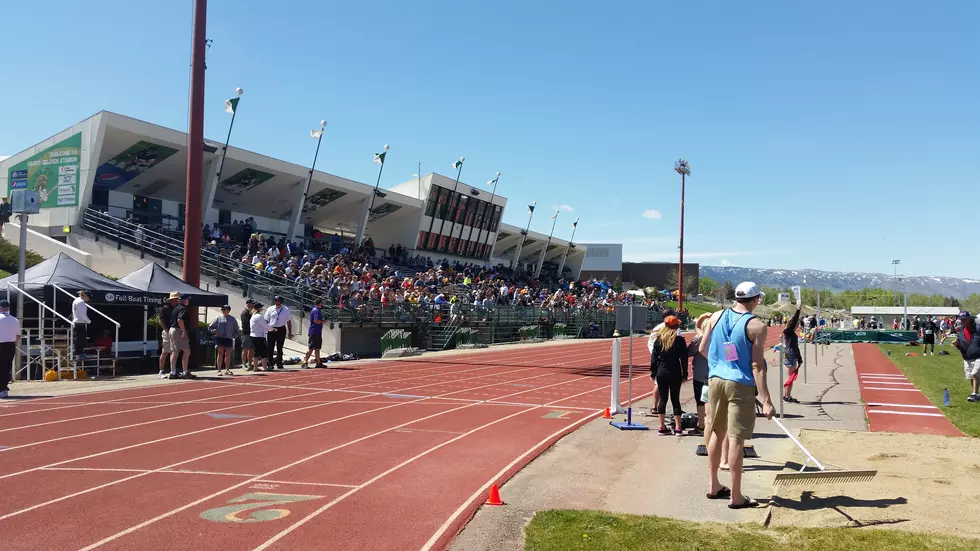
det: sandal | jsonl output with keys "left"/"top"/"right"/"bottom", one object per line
{"left": 728, "top": 497, "right": 760, "bottom": 509}
{"left": 707, "top": 487, "right": 731, "bottom": 500}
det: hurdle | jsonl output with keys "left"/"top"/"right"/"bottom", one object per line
{"left": 609, "top": 338, "right": 626, "bottom": 414}
{"left": 610, "top": 305, "right": 647, "bottom": 430}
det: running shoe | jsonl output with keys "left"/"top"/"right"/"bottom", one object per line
{"left": 657, "top": 426, "right": 672, "bottom": 436}
{"left": 216, "top": 371, "right": 223, "bottom": 376}
{"left": 169, "top": 372, "right": 181, "bottom": 379}
{"left": 224, "top": 370, "right": 234, "bottom": 376}
{"left": 158, "top": 372, "right": 168, "bottom": 379}
{"left": 968, "top": 394, "right": 979, "bottom": 403}
{"left": 183, "top": 372, "right": 198, "bottom": 379}
{"left": 689, "top": 427, "right": 704, "bottom": 436}
{"left": 674, "top": 427, "right": 684, "bottom": 436}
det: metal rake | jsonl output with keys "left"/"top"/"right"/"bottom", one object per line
{"left": 772, "top": 418, "right": 877, "bottom": 486}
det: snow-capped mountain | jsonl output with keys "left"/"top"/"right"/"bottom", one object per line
{"left": 700, "top": 266, "right": 980, "bottom": 298}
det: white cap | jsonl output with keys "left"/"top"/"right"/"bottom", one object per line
{"left": 735, "top": 281, "right": 764, "bottom": 300}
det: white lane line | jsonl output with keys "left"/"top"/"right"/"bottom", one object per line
{"left": 869, "top": 410, "right": 946, "bottom": 417}
{"left": 256, "top": 480, "right": 358, "bottom": 489}
{"left": 866, "top": 402, "right": 938, "bottom": 409}
{"left": 41, "top": 467, "right": 258, "bottom": 478}
{"left": 862, "top": 381, "right": 914, "bottom": 386}
{"left": 863, "top": 387, "right": 921, "bottom": 392}
{"left": 859, "top": 373, "right": 907, "bottom": 378}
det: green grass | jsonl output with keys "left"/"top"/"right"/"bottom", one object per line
{"left": 666, "top": 301, "right": 721, "bottom": 319}
{"left": 0, "top": 269, "right": 9, "bottom": 279}
{"left": 524, "top": 510, "right": 979, "bottom": 551}
{"left": 878, "top": 343, "right": 980, "bottom": 437}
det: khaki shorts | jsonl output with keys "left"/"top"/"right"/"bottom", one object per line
{"left": 168, "top": 327, "right": 190, "bottom": 352}
{"left": 965, "top": 360, "right": 980, "bottom": 380}
{"left": 161, "top": 328, "right": 173, "bottom": 354}
{"left": 707, "top": 377, "right": 756, "bottom": 441}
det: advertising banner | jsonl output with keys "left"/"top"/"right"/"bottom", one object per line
{"left": 7, "top": 133, "right": 82, "bottom": 208}
{"left": 94, "top": 141, "right": 179, "bottom": 190}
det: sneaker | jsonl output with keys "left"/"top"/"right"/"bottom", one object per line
{"left": 225, "top": 370, "right": 234, "bottom": 376}
{"left": 969, "top": 394, "right": 979, "bottom": 403}
{"left": 158, "top": 372, "right": 168, "bottom": 379}
{"left": 183, "top": 373, "right": 198, "bottom": 379}
{"left": 673, "top": 427, "right": 684, "bottom": 435}
{"left": 0, "top": 390, "right": 8, "bottom": 399}
{"left": 689, "top": 427, "right": 705, "bottom": 436}
{"left": 216, "top": 370, "right": 223, "bottom": 377}
{"left": 657, "top": 426, "right": 672, "bottom": 436}
{"left": 169, "top": 372, "right": 181, "bottom": 379}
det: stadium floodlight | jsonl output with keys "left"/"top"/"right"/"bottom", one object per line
{"left": 235, "top": 87, "right": 244, "bottom": 96}
{"left": 675, "top": 159, "right": 691, "bottom": 314}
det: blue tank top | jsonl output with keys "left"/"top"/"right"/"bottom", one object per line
{"left": 708, "top": 309, "right": 756, "bottom": 387}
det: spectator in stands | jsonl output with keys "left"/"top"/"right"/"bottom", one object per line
{"left": 210, "top": 305, "right": 240, "bottom": 376}
{"left": 240, "top": 299, "right": 255, "bottom": 371}
{"left": 954, "top": 311, "right": 980, "bottom": 402}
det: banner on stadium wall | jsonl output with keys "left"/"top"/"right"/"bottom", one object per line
{"left": 218, "top": 168, "right": 274, "bottom": 196}
{"left": 368, "top": 203, "right": 402, "bottom": 222}
{"left": 7, "top": 133, "right": 82, "bottom": 208}
{"left": 302, "top": 187, "right": 347, "bottom": 214}
{"left": 94, "top": 141, "right": 179, "bottom": 190}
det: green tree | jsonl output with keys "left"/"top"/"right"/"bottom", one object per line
{"left": 699, "top": 276, "right": 718, "bottom": 296}
{"left": 721, "top": 281, "right": 735, "bottom": 301}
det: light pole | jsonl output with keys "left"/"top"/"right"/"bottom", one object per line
{"left": 534, "top": 209, "right": 560, "bottom": 278}
{"left": 356, "top": 144, "right": 389, "bottom": 244}
{"left": 475, "top": 172, "right": 500, "bottom": 256}
{"left": 674, "top": 159, "right": 691, "bottom": 313}
{"left": 511, "top": 201, "right": 536, "bottom": 269}
{"left": 182, "top": 0, "right": 207, "bottom": 292}
{"left": 557, "top": 217, "right": 579, "bottom": 278}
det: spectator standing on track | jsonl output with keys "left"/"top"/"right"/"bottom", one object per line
{"left": 688, "top": 313, "right": 712, "bottom": 435}
{"left": 209, "top": 305, "right": 240, "bottom": 376}
{"left": 782, "top": 301, "right": 803, "bottom": 403}
{"left": 699, "top": 281, "right": 774, "bottom": 510}
{"left": 650, "top": 315, "right": 688, "bottom": 435}
{"left": 264, "top": 295, "right": 293, "bottom": 370}
{"left": 158, "top": 292, "right": 178, "bottom": 379}
{"left": 304, "top": 297, "right": 325, "bottom": 369}
{"left": 954, "top": 311, "right": 980, "bottom": 402}
{"left": 240, "top": 299, "right": 255, "bottom": 371}
{"left": 920, "top": 316, "right": 937, "bottom": 356}
{"left": 169, "top": 294, "right": 196, "bottom": 379}
{"left": 250, "top": 302, "right": 274, "bottom": 372}
{"left": 0, "top": 300, "right": 20, "bottom": 399}
{"left": 71, "top": 290, "right": 91, "bottom": 359}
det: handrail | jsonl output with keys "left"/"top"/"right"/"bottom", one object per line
{"left": 6, "top": 283, "right": 73, "bottom": 325}
{"left": 7, "top": 282, "right": 75, "bottom": 381}
{"left": 51, "top": 284, "right": 121, "bottom": 327}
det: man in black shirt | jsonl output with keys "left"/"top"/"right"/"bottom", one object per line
{"left": 921, "top": 317, "right": 937, "bottom": 356}
{"left": 169, "top": 294, "right": 196, "bottom": 379}
{"left": 158, "top": 292, "right": 179, "bottom": 379}
{"left": 240, "top": 299, "right": 255, "bottom": 371}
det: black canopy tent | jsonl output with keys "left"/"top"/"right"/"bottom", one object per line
{"left": 118, "top": 262, "right": 228, "bottom": 307}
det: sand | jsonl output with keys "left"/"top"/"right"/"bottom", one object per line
{"left": 763, "top": 429, "right": 980, "bottom": 538}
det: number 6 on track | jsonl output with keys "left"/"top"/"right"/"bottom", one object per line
{"left": 200, "top": 492, "right": 324, "bottom": 523}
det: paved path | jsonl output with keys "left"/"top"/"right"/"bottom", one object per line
{"left": 852, "top": 343, "right": 962, "bottom": 436}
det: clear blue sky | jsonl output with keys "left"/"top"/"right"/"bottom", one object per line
{"left": 2, "top": 1, "right": 977, "bottom": 278}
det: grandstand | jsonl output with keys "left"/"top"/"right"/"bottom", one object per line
{"left": 0, "top": 111, "right": 662, "bottom": 371}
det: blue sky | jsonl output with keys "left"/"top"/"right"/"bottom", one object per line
{"left": 2, "top": 1, "right": 977, "bottom": 278}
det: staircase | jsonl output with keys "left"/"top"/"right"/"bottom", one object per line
{"left": 428, "top": 320, "right": 462, "bottom": 351}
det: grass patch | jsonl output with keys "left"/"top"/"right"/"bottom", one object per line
{"left": 666, "top": 301, "right": 721, "bottom": 319}
{"left": 0, "top": 269, "right": 9, "bottom": 279}
{"left": 878, "top": 343, "right": 980, "bottom": 436}
{"left": 524, "top": 510, "right": 979, "bottom": 551}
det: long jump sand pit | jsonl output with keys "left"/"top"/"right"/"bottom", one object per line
{"left": 765, "top": 429, "right": 980, "bottom": 539}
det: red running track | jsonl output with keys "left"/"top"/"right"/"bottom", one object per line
{"left": 0, "top": 339, "right": 654, "bottom": 551}
{"left": 852, "top": 344, "right": 962, "bottom": 436}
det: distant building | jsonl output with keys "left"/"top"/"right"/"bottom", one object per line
{"left": 579, "top": 243, "right": 622, "bottom": 281}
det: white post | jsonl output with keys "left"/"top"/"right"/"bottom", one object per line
{"left": 610, "top": 338, "right": 625, "bottom": 413}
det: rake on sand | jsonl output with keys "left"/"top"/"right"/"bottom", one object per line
{"left": 772, "top": 418, "right": 877, "bottom": 486}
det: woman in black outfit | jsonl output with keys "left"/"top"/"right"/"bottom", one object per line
{"left": 782, "top": 303, "right": 803, "bottom": 403}
{"left": 650, "top": 315, "right": 688, "bottom": 435}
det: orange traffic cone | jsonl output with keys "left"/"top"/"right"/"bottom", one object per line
{"left": 485, "top": 484, "right": 503, "bottom": 506}
{"left": 602, "top": 407, "right": 612, "bottom": 419}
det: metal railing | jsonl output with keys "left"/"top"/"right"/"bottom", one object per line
{"left": 5, "top": 282, "right": 75, "bottom": 381}
{"left": 52, "top": 284, "right": 120, "bottom": 366}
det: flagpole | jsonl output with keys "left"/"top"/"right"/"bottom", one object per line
{"left": 474, "top": 172, "right": 500, "bottom": 259}
{"left": 511, "top": 201, "right": 536, "bottom": 270}
{"left": 296, "top": 120, "right": 327, "bottom": 240}
{"left": 534, "top": 209, "right": 559, "bottom": 278}
{"left": 205, "top": 88, "right": 243, "bottom": 213}
{"left": 356, "top": 144, "right": 389, "bottom": 244}
{"left": 557, "top": 218, "right": 579, "bottom": 277}
{"left": 436, "top": 157, "right": 464, "bottom": 253}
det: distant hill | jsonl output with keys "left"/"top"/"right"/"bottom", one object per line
{"left": 700, "top": 266, "right": 980, "bottom": 298}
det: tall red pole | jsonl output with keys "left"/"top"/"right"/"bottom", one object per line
{"left": 183, "top": 0, "right": 207, "bottom": 289}
{"left": 677, "top": 172, "right": 685, "bottom": 314}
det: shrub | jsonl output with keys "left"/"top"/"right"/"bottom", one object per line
{"left": 0, "top": 237, "right": 43, "bottom": 272}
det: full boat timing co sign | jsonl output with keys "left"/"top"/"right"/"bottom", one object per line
{"left": 8, "top": 133, "right": 81, "bottom": 208}
{"left": 96, "top": 291, "right": 166, "bottom": 306}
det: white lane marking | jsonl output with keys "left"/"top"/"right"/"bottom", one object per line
{"left": 866, "top": 402, "right": 938, "bottom": 409}
{"left": 862, "top": 381, "right": 914, "bottom": 386}
{"left": 859, "top": 373, "right": 907, "bottom": 378}
{"left": 863, "top": 387, "right": 921, "bottom": 392}
{"left": 869, "top": 410, "right": 946, "bottom": 417}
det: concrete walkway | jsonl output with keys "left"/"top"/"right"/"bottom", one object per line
{"left": 449, "top": 342, "right": 868, "bottom": 551}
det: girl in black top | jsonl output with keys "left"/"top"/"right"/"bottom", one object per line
{"left": 782, "top": 304, "right": 803, "bottom": 403}
{"left": 650, "top": 315, "right": 688, "bottom": 435}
